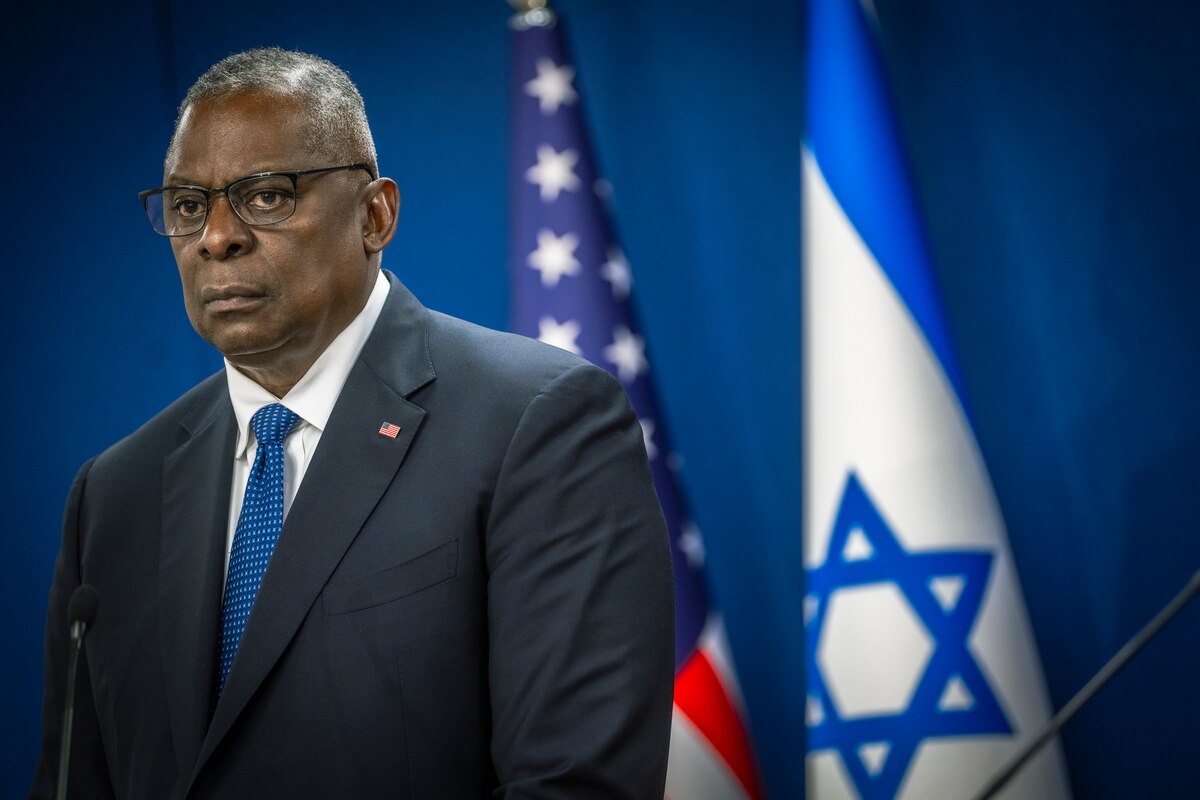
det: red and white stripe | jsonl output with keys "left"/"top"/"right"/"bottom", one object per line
{"left": 667, "top": 618, "right": 762, "bottom": 800}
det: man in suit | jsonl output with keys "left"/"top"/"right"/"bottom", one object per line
{"left": 33, "top": 48, "right": 674, "bottom": 799}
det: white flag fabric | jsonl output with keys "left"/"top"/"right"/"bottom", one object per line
{"left": 802, "top": 1, "right": 1073, "bottom": 798}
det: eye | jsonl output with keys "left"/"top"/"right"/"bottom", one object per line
{"left": 170, "top": 194, "right": 206, "bottom": 219}
{"left": 246, "top": 188, "right": 293, "bottom": 211}
{"left": 235, "top": 178, "right": 296, "bottom": 214}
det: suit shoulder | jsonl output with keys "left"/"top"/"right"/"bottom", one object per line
{"left": 89, "top": 371, "right": 228, "bottom": 474}
{"left": 424, "top": 310, "right": 611, "bottom": 399}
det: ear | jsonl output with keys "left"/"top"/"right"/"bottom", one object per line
{"left": 361, "top": 177, "right": 400, "bottom": 255}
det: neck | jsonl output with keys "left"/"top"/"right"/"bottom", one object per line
{"left": 232, "top": 364, "right": 300, "bottom": 398}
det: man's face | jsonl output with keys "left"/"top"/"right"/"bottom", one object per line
{"left": 166, "top": 91, "right": 375, "bottom": 393}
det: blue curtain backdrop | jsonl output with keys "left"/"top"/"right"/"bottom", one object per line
{"left": 2, "top": 1, "right": 1197, "bottom": 797}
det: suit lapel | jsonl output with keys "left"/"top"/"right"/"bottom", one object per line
{"left": 191, "top": 273, "right": 436, "bottom": 787}
{"left": 159, "top": 386, "right": 236, "bottom": 785}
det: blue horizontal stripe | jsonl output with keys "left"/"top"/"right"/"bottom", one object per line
{"left": 807, "top": 0, "right": 965, "bottom": 402}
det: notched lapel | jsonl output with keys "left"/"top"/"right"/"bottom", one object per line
{"left": 159, "top": 397, "right": 235, "bottom": 785}
{"left": 196, "top": 355, "right": 429, "bottom": 784}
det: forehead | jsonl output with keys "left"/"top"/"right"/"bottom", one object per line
{"left": 166, "top": 92, "right": 316, "bottom": 184}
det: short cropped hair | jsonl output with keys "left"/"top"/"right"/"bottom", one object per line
{"left": 166, "top": 47, "right": 377, "bottom": 175}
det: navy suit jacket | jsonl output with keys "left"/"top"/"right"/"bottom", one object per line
{"left": 33, "top": 272, "right": 675, "bottom": 799}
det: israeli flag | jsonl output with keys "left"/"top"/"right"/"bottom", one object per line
{"left": 802, "top": 1, "right": 1073, "bottom": 798}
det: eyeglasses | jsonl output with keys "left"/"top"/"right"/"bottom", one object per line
{"left": 138, "top": 163, "right": 376, "bottom": 237}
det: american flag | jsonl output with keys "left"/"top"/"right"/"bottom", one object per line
{"left": 508, "top": 8, "right": 762, "bottom": 799}
{"left": 377, "top": 422, "right": 401, "bottom": 439}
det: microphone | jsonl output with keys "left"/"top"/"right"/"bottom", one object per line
{"left": 970, "top": 566, "right": 1200, "bottom": 800}
{"left": 57, "top": 585, "right": 100, "bottom": 800}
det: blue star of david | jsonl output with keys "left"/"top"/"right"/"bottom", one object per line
{"left": 805, "top": 472, "right": 1011, "bottom": 800}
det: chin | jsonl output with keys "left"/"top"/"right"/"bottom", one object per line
{"left": 224, "top": 341, "right": 287, "bottom": 361}
{"left": 197, "top": 319, "right": 277, "bottom": 355}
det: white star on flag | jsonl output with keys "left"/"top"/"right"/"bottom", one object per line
{"left": 639, "top": 417, "right": 658, "bottom": 460}
{"left": 600, "top": 246, "right": 632, "bottom": 299}
{"left": 526, "top": 145, "right": 581, "bottom": 202}
{"left": 537, "top": 316, "right": 582, "bottom": 354}
{"left": 603, "top": 325, "right": 647, "bottom": 382}
{"left": 528, "top": 229, "right": 581, "bottom": 287}
{"left": 524, "top": 57, "right": 578, "bottom": 114}
{"left": 678, "top": 522, "right": 706, "bottom": 569}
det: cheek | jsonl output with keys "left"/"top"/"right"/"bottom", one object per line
{"left": 281, "top": 227, "right": 362, "bottom": 305}
{"left": 171, "top": 243, "right": 191, "bottom": 282}
{"left": 170, "top": 244, "right": 203, "bottom": 326}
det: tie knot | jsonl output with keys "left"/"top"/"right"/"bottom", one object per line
{"left": 250, "top": 403, "right": 301, "bottom": 447}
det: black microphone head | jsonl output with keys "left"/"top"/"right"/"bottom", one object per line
{"left": 68, "top": 584, "right": 100, "bottom": 628}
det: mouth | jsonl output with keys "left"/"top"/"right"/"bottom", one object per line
{"left": 201, "top": 285, "right": 270, "bottom": 313}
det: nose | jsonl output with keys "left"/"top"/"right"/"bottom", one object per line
{"left": 198, "top": 193, "right": 253, "bottom": 259}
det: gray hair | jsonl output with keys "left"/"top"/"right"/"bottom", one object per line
{"left": 166, "top": 47, "right": 378, "bottom": 175}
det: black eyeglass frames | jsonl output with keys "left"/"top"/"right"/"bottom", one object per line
{"left": 138, "top": 163, "right": 376, "bottom": 237}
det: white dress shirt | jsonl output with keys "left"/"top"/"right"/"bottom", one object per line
{"left": 221, "top": 269, "right": 390, "bottom": 578}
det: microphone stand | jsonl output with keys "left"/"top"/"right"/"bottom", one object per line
{"left": 57, "top": 586, "right": 98, "bottom": 800}
{"left": 57, "top": 620, "right": 86, "bottom": 800}
{"left": 970, "top": 566, "right": 1200, "bottom": 800}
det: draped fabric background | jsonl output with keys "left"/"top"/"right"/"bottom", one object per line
{"left": 2, "top": 1, "right": 1197, "bottom": 797}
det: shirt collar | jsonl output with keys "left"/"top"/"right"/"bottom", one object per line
{"left": 225, "top": 269, "right": 390, "bottom": 458}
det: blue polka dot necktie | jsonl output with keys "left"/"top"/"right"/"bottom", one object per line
{"left": 217, "top": 403, "right": 302, "bottom": 695}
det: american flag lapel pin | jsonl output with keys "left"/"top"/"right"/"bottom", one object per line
{"left": 378, "top": 422, "right": 402, "bottom": 439}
